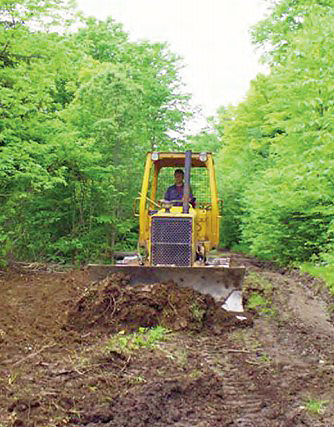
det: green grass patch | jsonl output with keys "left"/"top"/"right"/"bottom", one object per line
{"left": 243, "top": 272, "right": 273, "bottom": 294}
{"left": 247, "top": 293, "right": 268, "bottom": 310}
{"left": 105, "top": 325, "right": 169, "bottom": 354}
{"left": 246, "top": 292, "right": 276, "bottom": 316}
{"left": 300, "top": 263, "right": 334, "bottom": 294}
{"left": 244, "top": 272, "right": 276, "bottom": 317}
{"left": 304, "top": 398, "right": 328, "bottom": 415}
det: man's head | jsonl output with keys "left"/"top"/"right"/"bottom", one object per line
{"left": 174, "top": 169, "right": 184, "bottom": 185}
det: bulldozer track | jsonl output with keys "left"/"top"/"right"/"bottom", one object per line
{"left": 199, "top": 340, "right": 272, "bottom": 425}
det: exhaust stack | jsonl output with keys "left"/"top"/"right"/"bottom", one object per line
{"left": 183, "top": 150, "right": 192, "bottom": 214}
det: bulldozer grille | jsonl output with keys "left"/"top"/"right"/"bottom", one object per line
{"left": 151, "top": 217, "right": 193, "bottom": 266}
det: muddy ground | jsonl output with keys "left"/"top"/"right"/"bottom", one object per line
{"left": 0, "top": 254, "right": 334, "bottom": 427}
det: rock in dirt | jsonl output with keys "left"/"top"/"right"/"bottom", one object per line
{"left": 66, "top": 273, "right": 252, "bottom": 333}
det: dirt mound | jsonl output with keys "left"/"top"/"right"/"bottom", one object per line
{"left": 66, "top": 273, "right": 251, "bottom": 333}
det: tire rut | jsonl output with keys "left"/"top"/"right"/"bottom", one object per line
{"left": 198, "top": 339, "right": 282, "bottom": 426}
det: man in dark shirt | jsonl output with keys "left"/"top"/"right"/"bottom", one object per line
{"left": 164, "top": 169, "right": 195, "bottom": 207}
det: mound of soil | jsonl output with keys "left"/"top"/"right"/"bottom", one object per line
{"left": 66, "top": 273, "right": 251, "bottom": 334}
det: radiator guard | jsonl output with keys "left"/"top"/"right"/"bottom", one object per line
{"left": 151, "top": 216, "right": 193, "bottom": 266}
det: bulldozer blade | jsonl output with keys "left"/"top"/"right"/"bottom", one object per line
{"left": 87, "top": 264, "right": 245, "bottom": 311}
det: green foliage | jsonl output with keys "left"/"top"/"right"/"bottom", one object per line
{"left": 300, "top": 263, "right": 334, "bottom": 294}
{"left": 185, "top": 111, "right": 225, "bottom": 154}
{"left": 73, "top": 17, "right": 190, "bottom": 148}
{"left": 216, "top": 96, "right": 271, "bottom": 247}
{"left": 0, "top": 2, "right": 190, "bottom": 262}
{"left": 252, "top": 0, "right": 333, "bottom": 65}
{"left": 216, "top": 3, "right": 334, "bottom": 266}
{"left": 186, "top": 128, "right": 220, "bottom": 154}
{"left": 105, "top": 326, "right": 169, "bottom": 354}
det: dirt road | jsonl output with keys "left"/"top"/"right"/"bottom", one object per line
{"left": 0, "top": 255, "right": 333, "bottom": 426}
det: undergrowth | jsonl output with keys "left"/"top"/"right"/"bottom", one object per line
{"left": 300, "top": 263, "right": 334, "bottom": 295}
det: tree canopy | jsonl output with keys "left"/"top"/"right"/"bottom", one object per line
{"left": 0, "top": 0, "right": 190, "bottom": 263}
{"left": 217, "top": 0, "right": 334, "bottom": 264}
{"left": 2, "top": 0, "right": 333, "bottom": 267}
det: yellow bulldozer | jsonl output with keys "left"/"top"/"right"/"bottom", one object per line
{"left": 89, "top": 150, "right": 245, "bottom": 312}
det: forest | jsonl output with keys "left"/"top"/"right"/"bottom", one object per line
{"left": 2, "top": 3, "right": 334, "bottom": 425}
{"left": 1, "top": 0, "right": 333, "bottom": 280}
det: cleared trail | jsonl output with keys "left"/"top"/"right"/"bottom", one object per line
{"left": 0, "top": 255, "right": 333, "bottom": 426}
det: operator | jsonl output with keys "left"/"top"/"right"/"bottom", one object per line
{"left": 164, "top": 169, "right": 196, "bottom": 207}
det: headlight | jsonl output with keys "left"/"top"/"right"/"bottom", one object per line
{"left": 199, "top": 152, "right": 207, "bottom": 162}
{"left": 151, "top": 152, "right": 159, "bottom": 161}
